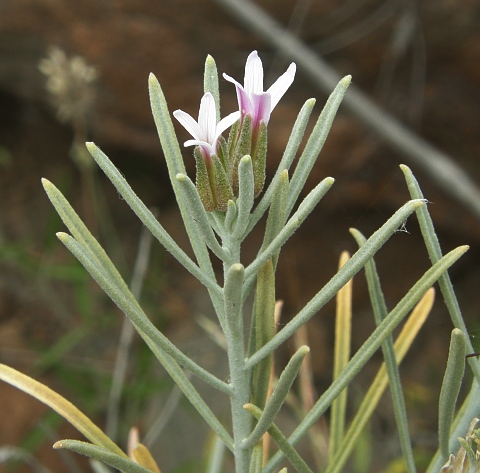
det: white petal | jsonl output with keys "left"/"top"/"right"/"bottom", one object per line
{"left": 215, "top": 111, "right": 240, "bottom": 139}
{"left": 173, "top": 109, "right": 204, "bottom": 141}
{"left": 267, "top": 62, "right": 296, "bottom": 111}
{"left": 223, "top": 73, "right": 243, "bottom": 90}
{"left": 244, "top": 50, "right": 264, "bottom": 95}
{"left": 184, "top": 138, "right": 214, "bottom": 155}
{"left": 198, "top": 93, "right": 217, "bottom": 144}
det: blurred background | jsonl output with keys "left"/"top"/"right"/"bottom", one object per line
{"left": 0, "top": 0, "right": 480, "bottom": 471}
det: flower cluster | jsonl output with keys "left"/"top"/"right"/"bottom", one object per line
{"left": 174, "top": 51, "right": 296, "bottom": 212}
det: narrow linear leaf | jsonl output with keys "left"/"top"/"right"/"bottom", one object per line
{"left": 251, "top": 259, "right": 276, "bottom": 411}
{"left": 176, "top": 173, "right": 225, "bottom": 260}
{"left": 248, "top": 444, "right": 263, "bottom": 473}
{"left": 57, "top": 232, "right": 231, "bottom": 395}
{"left": 243, "top": 346, "right": 310, "bottom": 449}
{"left": 54, "top": 440, "right": 151, "bottom": 473}
{"left": 224, "top": 263, "right": 245, "bottom": 333}
{"left": 286, "top": 76, "right": 351, "bottom": 215}
{"left": 141, "top": 335, "right": 234, "bottom": 452}
{"left": 233, "top": 155, "right": 255, "bottom": 239}
{"left": 204, "top": 55, "right": 220, "bottom": 122}
{"left": 42, "top": 179, "right": 130, "bottom": 295}
{"left": 325, "top": 288, "right": 435, "bottom": 473}
{"left": 130, "top": 444, "right": 161, "bottom": 473}
{"left": 248, "top": 98, "right": 316, "bottom": 233}
{"left": 85, "top": 143, "right": 220, "bottom": 299}
{"left": 245, "top": 176, "right": 334, "bottom": 282}
{"left": 439, "top": 328, "right": 467, "bottom": 461}
{"left": 245, "top": 404, "right": 314, "bottom": 473}
{"left": 264, "top": 245, "right": 468, "bottom": 473}
{"left": 224, "top": 200, "right": 237, "bottom": 234}
{"left": 246, "top": 199, "right": 426, "bottom": 370}
{"left": 329, "top": 251, "right": 352, "bottom": 459}
{"left": 148, "top": 73, "right": 220, "bottom": 280}
{"left": 0, "top": 364, "right": 126, "bottom": 458}
{"left": 351, "top": 227, "right": 416, "bottom": 473}
{"left": 401, "top": 164, "right": 480, "bottom": 383}
{"left": 426, "top": 381, "right": 480, "bottom": 473}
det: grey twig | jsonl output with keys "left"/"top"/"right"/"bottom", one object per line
{"left": 213, "top": 0, "right": 480, "bottom": 219}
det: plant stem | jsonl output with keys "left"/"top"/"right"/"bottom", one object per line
{"left": 223, "top": 243, "right": 251, "bottom": 472}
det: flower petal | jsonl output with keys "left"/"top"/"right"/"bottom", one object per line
{"left": 251, "top": 93, "right": 272, "bottom": 125}
{"left": 198, "top": 93, "right": 217, "bottom": 144}
{"left": 184, "top": 139, "right": 215, "bottom": 156}
{"left": 173, "top": 109, "right": 204, "bottom": 141}
{"left": 224, "top": 73, "right": 253, "bottom": 116}
{"left": 244, "top": 50, "right": 264, "bottom": 96}
{"left": 215, "top": 111, "right": 240, "bottom": 139}
{"left": 267, "top": 62, "right": 296, "bottom": 111}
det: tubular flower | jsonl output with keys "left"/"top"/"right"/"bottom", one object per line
{"left": 222, "top": 50, "right": 296, "bottom": 128}
{"left": 173, "top": 92, "right": 239, "bottom": 158}
{"left": 173, "top": 92, "right": 239, "bottom": 212}
{"left": 223, "top": 51, "right": 296, "bottom": 197}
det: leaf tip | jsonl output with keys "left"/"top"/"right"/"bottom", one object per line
{"left": 41, "top": 178, "right": 52, "bottom": 190}
{"left": 299, "top": 345, "right": 310, "bottom": 355}
{"left": 176, "top": 173, "right": 187, "bottom": 181}
{"left": 85, "top": 142, "right": 96, "bottom": 153}
{"left": 56, "top": 232, "right": 70, "bottom": 242}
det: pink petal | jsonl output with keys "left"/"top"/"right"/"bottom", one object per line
{"left": 251, "top": 93, "right": 272, "bottom": 125}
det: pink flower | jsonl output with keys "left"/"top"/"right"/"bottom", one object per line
{"left": 173, "top": 92, "right": 239, "bottom": 157}
{"left": 223, "top": 50, "right": 296, "bottom": 127}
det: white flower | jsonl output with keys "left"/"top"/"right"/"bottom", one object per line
{"left": 173, "top": 92, "right": 240, "bottom": 156}
{"left": 222, "top": 50, "right": 296, "bottom": 126}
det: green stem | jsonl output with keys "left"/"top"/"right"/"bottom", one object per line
{"left": 224, "top": 263, "right": 251, "bottom": 473}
